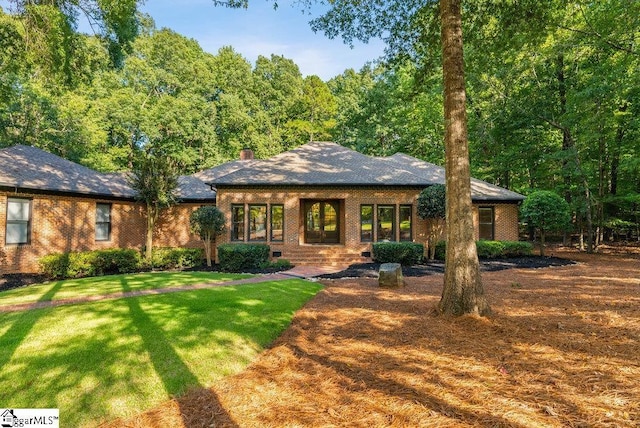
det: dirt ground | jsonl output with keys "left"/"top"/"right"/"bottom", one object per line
{"left": 107, "top": 245, "right": 640, "bottom": 428}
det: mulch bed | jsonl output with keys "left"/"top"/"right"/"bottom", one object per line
{"left": 106, "top": 248, "right": 640, "bottom": 428}
{"left": 317, "top": 256, "right": 575, "bottom": 279}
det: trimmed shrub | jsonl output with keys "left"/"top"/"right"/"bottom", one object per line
{"left": 501, "top": 241, "right": 533, "bottom": 257}
{"left": 476, "top": 240, "right": 506, "bottom": 258}
{"left": 434, "top": 240, "right": 533, "bottom": 260}
{"left": 151, "top": 247, "right": 204, "bottom": 270}
{"left": 39, "top": 248, "right": 141, "bottom": 279}
{"left": 93, "top": 249, "right": 141, "bottom": 274}
{"left": 39, "top": 253, "right": 71, "bottom": 279}
{"left": 372, "top": 242, "right": 424, "bottom": 265}
{"left": 218, "top": 244, "right": 270, "bottom": 272}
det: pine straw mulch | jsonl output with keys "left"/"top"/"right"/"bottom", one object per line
{"left": 105, "top": 247, "right": 640, "bottom": 428}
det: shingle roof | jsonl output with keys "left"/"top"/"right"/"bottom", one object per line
{"left": 0, "top": 145, "right": 214, "bottom": 201}
{"left": 0, "top": 145, "right": 135, "bottom": 198}
{"left": 208, "top": 142, "right": 524, "bottom": 201}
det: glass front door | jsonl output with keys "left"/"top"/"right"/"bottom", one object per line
{"left": 304, "top": 200, "right": 340, "bottom": 244}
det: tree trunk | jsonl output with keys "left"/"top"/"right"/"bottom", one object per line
{"left": 539, "top": 230, "right": 546, "bottom": 257}
{"left": 205, "top": 235, "right": 212, "bottom": 267}
{"left": 145, "top": 203, "right": 155, "bottom": 261}
{"left": 439, "top": 0, "right": 490, "bottom": 316}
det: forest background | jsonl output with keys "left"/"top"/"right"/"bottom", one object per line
{"left": 0, "top": 0, "right": 638, "bottom": 244}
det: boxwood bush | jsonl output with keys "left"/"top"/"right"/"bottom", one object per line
{"left": 218, "top": 243, "right": 270, "bottom": 272}
{"left": 372, "top": 242, "right": 424, "bottom": 265}
{"left": 39, "top": 248, "right": 141, "bottom": 279}
{"left": 434, "top": 240, "right": 533, "bottom": 260}
{"left": 151, "top": 247, "right": 203, "bottom": 270}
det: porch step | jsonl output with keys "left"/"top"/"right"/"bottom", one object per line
{"left": 273, "top": 246, "right": 372, "bottom": 266}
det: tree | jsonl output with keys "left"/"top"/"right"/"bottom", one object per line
{"left": 128, "top": 151, "right": 180, "bottom": 260}
{"left": 438, "top": 0, "right": 490, "bottom": 315}
{"left": 521, "top": 191, "right": 572, "bottom": 256}
{"left": 190, "top": 206, "right": 226, "bottom": 267}
{"left": 417, "top": 184, "right": 446, "bottom": 260}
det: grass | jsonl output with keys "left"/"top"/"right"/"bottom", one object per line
{"left": 0, "top": 271, "right": 252, "bottom": 307}
{"left": 0, "top": 276, "right": 322, "bottom": 427}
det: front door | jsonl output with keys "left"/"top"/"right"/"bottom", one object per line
{"left": 304, "top": 200, "right": 340, "bottom": 244}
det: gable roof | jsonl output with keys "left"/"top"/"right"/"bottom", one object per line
{"left": 207, "top": 142, "right": 524, "bottom": 201}
{"left": 0, "top": 145, "right": 213, "bottom": 201}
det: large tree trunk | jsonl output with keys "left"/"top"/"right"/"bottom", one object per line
{"left": 439, "top": 0, "right": 490, "bottom": 316}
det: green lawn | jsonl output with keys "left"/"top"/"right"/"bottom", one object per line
{"left": 0, "top": 275, "right": 322, "bottom": 427}
{"left": 0, "top": 271, "right": 251, "bottom": 307}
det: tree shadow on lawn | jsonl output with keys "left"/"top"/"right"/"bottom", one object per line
{"left": 0, "top": 280, "right": 63, "bottom": 370}
{"left": 119, "top": 277, "right": 239, "bottom": 428}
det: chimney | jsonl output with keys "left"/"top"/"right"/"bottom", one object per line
{"left": 240, "top": 148, "right": 254, "bottom": 160}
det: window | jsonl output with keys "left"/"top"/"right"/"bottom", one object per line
{"left": 6, "top": 198, "right": 31, "bottom": 244}
{"left": 270, "top": 204, "right": 284, "bottom": 241}
{"left": 360, "top": 205, "right": 373, "bottom": 242}
{"left": 377, "top": 205, "right": 396, "bottom": 241}
{"left": 231, "top": 205, "right": 244, "bottom": 241}
{"left": 399, "top": 205, "right": 412, "bottom": 241}
{"left": 95, "top": 203, "right": 112, "bottom": 241}
{"left": 249, "top": 205, "right": 267, "bottom": 241}
{"left": 478, "top": 207, "right": 495, "bottom": 240}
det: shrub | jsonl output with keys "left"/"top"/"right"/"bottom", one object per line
{"left": 372, "top": 242, "right": 424, "bottom": 265}
{"left": 218, "top": 244, "right": 270, "bottom": 272}
{"left": 39, "top": 248, "right": 141, "bottom": 279}
{"left": 501, "top": 241, "right": 533, "bottom": 257}
{"left": 67, "top": 251, "right": 98, "bottom": 278}
{"left": 39, "top": 253, "right": 71, "bottom": 279}
{"left": 151, "top": 247, "right": 203, "bottom": 270}
{"left": 434, "top": 241, "right": 447, "bottom": 260}
{"left": 476, "top": 240, "right": 505, "bottom": 258}
{"left": 93, "top": 249, "right": 141, "bottom": 274}
{"left": 434, "top": 241, "right": 533, "bottom": 260}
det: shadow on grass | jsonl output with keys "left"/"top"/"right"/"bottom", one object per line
{"left": 120, "top": 278, "right": 239, "bottom": 427}
{"left": 0, "top": 281, "right": 63, "bottom": 369}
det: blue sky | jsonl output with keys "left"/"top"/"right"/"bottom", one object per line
{"left": 141, "top": 0, "right": 385, "bottom": 80}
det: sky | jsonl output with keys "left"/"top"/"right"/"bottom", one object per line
{"left": 137, "top": 0, "right": 386, "bottom": 80}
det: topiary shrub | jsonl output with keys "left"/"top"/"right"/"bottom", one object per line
{"left": 218, "top": 244, "right": 270, "bottom": 272}
{"left": 151, "top": 247, "right": 203, "bottom": 270}
{"left": 372, "top": 242, "right": 424, "bottom": 265}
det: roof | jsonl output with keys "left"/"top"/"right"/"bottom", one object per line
{"left": 0, "top": 145, "right": 135, "bottom": 198}
{"left": 0, "top": 143, "right": 524, "bottom": 202}
{"left": 207, "top": 142, "right": 525, "bottom": 201}
{"left": 0, "top": 145, "right": 214, "bottom": 201}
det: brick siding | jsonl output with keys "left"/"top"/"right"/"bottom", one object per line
{"left": 1, "top": 191, "right": 204, "bottom": 273}
{"left": 216, "top": 186, "right": 521, "bottom": 264}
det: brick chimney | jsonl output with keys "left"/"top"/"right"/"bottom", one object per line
{"left": 240, "top": 148, "right": 254, "bottom": 160}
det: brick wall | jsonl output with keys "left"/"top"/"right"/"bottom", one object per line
{"left": 1, "top": 191, "right": 204, "bottom": 273}
{"left": 216, "top": 186, "right": 521, "bottom": 263}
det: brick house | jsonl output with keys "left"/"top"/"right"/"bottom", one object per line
{"left": 0, "top": 145, "right": 211, "bottom": 273}
{"left": 1, "top": 142, "right": 524, "bottom": 273}
{"left": 202, "top": 142, "right": 524, "bottom": 265}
